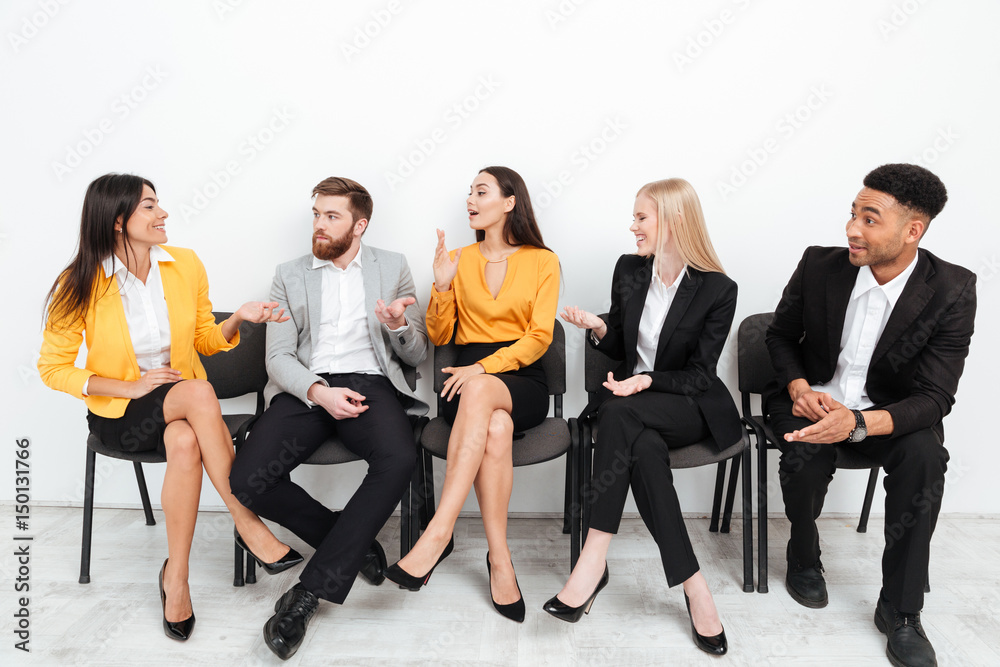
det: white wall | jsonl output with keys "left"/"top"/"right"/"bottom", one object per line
{"left": 3, "top": 1, "right": 998, "bottom": 519}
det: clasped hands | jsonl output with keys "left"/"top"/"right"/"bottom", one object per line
{"left": 784, "top": 382, "right": 856, "bottom": 444}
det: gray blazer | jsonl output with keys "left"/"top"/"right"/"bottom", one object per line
{"left": 263, "top": 244, "right": 429, "bottom": 415}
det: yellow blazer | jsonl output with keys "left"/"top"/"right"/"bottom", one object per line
{"left": 38, "top": 245, "right": 239, "bottom": 418}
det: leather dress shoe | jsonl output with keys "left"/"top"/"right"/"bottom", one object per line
{"left": 785, "top": 541, "right": 828, "bottom": 608}
{"left": 359, "top": 540, "right": 387, "bottom": 586}
{"left": 264, "top": 585, "right": 320, "bottom": 661}
{"left": 875, "top": 590, "right": 937, "bottom": 667}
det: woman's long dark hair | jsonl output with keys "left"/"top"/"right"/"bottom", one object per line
{"left": 43, "top": 173, "right": 154, "bottom": 329}
{"left": 475, "top": 166, "right": 552, "bottom": 252}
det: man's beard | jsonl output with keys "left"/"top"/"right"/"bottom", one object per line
{"left": 312, "top": 228, "right": 354, "bottom": 261}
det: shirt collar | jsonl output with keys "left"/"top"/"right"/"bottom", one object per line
{"left": 312, "top": 244, "right": 364, "bottom": 271}
{"left": 102, "top": 245, "right": 174, "bottom": 278}
{"left": 652, "top": 264, "right": 687, "bottom": 292}
{"left": 851, "top": 253, "right": 919, "bottom": 309}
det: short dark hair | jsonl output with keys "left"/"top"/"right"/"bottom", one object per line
{"left": 312, "top": 177, "right": 373, "bottom": 223}
{"left": 863, "top": 163, "right": 948, "bottom": 223}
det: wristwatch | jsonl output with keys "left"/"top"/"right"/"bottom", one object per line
{"left": 848, "top": 409, "right": 868, "bottom": 443}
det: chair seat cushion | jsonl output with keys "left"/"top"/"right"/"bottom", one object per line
{"left": 87, "top": 433, "right": 166, "bottom": 463}
{"left": 222, "top": 413, "right": 254, "bottom": 438}
{"left": 303, "top": 438, "right": 362, "bottom": 465}
{"left": 751, "top": 414, "right": 881, "bottom": 469}
{"left": 421, "top": 417, "right": 571, "bottom": 466}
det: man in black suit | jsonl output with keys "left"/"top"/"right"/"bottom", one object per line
{"left": 766, "top": 164, "right": 976, "bottom": 667}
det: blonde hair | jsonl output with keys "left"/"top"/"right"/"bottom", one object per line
{"left": 636, "top": 178, "right": 726, "bottom": 274}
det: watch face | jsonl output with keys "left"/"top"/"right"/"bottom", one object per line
{"left": 851, "top": 427, "right": 867, "bottom": 442}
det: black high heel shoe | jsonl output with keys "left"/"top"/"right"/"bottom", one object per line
{"left": 542, "top": 564, "right": 609, "bottom": 623}
{"left": 159, "top": 559, "right": 195, "bottom": 641}
{"left": 234, "top": 527, "right": 304, "bottom": 575}
{"left": 684, "top": 592, "right": 728, "bottom": 656}
{"left": 487, "top": 552, "right": 526, "bottom": 623}
{"left": 384, "top": 536, "right": 455, "bottom": 591}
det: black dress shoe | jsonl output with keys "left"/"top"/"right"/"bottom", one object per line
{"left": 384, "top": 537, "right": 455, "bottom": 591}
{"left": 158, "top": 559, "right": 195, "bottom": 641}
{"left": 358, "top": 540, "right": 387, "bottom": 586}
{"left": 785, "top": 541, "right": 828, "bottom": 608}
{"left": 487, "top": 552, "right": 525, "bottom": 623}
{"left": 875, "top": 591, "right": 937, "bottom": 667}
{"left": 264, "top": 585, "right": 320, "bottom": 661}
{"left": 235, "top": 527, "right": 304, "bottom": 575}
{"left": 685, "top": 592, "right": 728, "bottom": 656}
{"left": 542, "top": 564, "right": 609, "bottom": 623}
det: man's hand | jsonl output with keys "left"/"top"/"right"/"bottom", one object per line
{"left": 307, "top": 384, "right": 369, "bottom": 420}
{"left": 441, "top": 363, "right": 485, "bottom": 401}
{"left": 603, "top": 372, "right": 652, "bottom": 397}
{"left": 784, "top": 405, "right": 855, "bottom": 443}
{"left": 375, "top": 297, "right": 414, "bottom": 329}
{"left": 788, "top": 379, "right": 840, "bottom": 422}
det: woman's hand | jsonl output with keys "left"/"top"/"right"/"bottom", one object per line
{"left": 441, "top": 363, "right": 485, "bottom": 401}
{"left": 560, "top": 306, "right": 607, "bottom": 339}
{"left": 235, "top": 301, "right": 289, "bottom": 324}
{"left": 603, "top": 372, "right": 652, "bottom": 397}
{"left": 433, "top": 229, "right": 462, "bottom": 292}
{"left": 375, "top": 297, "right": 415, "bottom": 329}
{"left": 130, "top": 367, "right": 182, "bottom": 399}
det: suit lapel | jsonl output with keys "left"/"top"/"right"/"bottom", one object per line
{"left": 870, "top": 255, "right": 935, "bottom": 366}
{"left": 159, "top": 260, "right": 183, "bottom": 358}
{"left": 305, "top": 260, "right": 323, "bottom": 353}
{"left": 825, "top": 261, "right": 858, "bottom": 365}
{"left": 622, "top": 258, "right": 651, "bottom": 367}
{"left": 655, "top": 269, "right": 700, "bottom": 362}
{"left": 361, "top": 245, "right": 385, "bottom": 367}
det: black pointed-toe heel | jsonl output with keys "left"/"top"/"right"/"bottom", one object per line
{"left": 685, "top": 593, "right": 728, "bottom": 656}
{"left": 159, "top": 559, "right": 195, "bottom": 641}
{"left": 234, "top": 527, "right": 304, "bottom": 575}
{"left": 542, "top": 564, "right": 609, "bottom": 623}
{"left": 384, "top": 537, "right": 455, "bottom": 591}
{"left": 487, "top": 553, "right": 526, "bottom": 623}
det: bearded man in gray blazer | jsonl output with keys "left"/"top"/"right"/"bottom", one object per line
{"left": 231, "top": 177, "right": 428, "bottom": 660}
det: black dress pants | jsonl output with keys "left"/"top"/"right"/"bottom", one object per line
{"left": 230, "top": 373, "right": 416, "bottom": 604}
{"left": 767, "top": 391, "right": 948, "bottom": 613}
{"left": 588, "top": 392, "right": 710, "bottom": 587}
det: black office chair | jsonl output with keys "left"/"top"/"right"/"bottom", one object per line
{"left": 736, "top": 312, "right": 925, "bottom": 594}
{"left": 578, "top": 317, "right": 754, "bottom": 592}
{"left": 410, "top": 320, "right": 582, "bottom": 570}
{"left": 79, "top": 312, "right": 267, "bottom": 585}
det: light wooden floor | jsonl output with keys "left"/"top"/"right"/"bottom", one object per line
{"left": 4, "top": 505, "right": 999, "bottom": 666}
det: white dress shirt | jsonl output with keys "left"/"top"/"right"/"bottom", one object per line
{"left": 634, "top": 266, "right": 687, "bottom": 374}
{"left": 811, "top": 254, "right": 919, "bottom": 409}
{"left": 83, "top": 246, "right": 173, "bottom": 396}
{"left": 309, "top": 247, "right": 406, "bottom": 376}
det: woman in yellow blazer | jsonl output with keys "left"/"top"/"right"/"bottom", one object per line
{"left": 385, "top": 166, "right": 560, "bottom": 623}
{"left": 39, "top": 173, "right": 301, "bottom": 641}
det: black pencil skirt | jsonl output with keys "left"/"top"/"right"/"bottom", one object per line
{"left": 86, "top": 382, "right": 181, "bottom": 455}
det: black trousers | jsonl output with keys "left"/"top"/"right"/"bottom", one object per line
{"left": 767, "top": 392, "right": 948, "bottom": 613}
{"left": 230, "top": 373, "right": 416, "bottom": 604}
{"left": 588, "top": 392, "right": 709, "bottom": 587}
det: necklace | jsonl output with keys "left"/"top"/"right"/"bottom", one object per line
{"left": 479, "top": 242, "right": 520, "bottom": 263}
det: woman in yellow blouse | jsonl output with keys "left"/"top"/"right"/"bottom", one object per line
{"left": 39, "top": 173, "right": 301, "bottom": 641}
{"left": 385, "top": 166, "right": 559, "bottom": 622}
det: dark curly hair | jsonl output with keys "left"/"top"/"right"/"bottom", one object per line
{"left": 863, "top": 163, "right": 948, "bottom": 225}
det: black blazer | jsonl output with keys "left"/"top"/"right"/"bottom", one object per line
{"left": 587, "top": 254, "right": 743, "bottom": 451}
{"left": 765, "top": 246, "right": 977, "bottom": 439}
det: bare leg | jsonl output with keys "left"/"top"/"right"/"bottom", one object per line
{"left": 556, "top": 528, "right": 612, "bottom": 606}
{"left": 395, "top": 375, "right": 512, "bottom": 575}
{"left": 682, "top": 571, "right": 723, "bottom": 635}
{"left": 160, "top": 420, "right": 200, "bottom": 623}
{"left": 162, "top": 380, "right": 288, "bottom": 562}
{"left": 473, "top": 410, "right": 519, "bottom": 604}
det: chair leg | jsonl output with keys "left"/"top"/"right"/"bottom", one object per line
{"left": 858, "top": 467, "right": 879, "bottom": 533}
{"left": 420, "top": 448, "right": 437, "bottom": 526}
{"left": 568, "top": 420, "right": 581, "bottom": 571}
{"left": 246, "top": 553, "right": 257, "bottom": 585}
{"left": 132, "top": 462, "right": 156, "bottom": 526}
{"left": 709, "top": 461, "right": 726, "bottom": 533}
{"left": 233, "top": 542, "right": 245, "bottom": 587}
{"left": 399, "top": 461, "right": 423, "bottom": 558}
{"left": 758, "top": 441, "right": 769, "bottom": 593}
{"left": 741, "top": 444, "right": 754, "bottom": 593}
{"left": 562, "top": 451, "right": 573, "bottom": 535}
{"left": 721, "top": 453, "right": 742, "bottom": 533}
{"left": 581, "top": 423, "right": 593, "bottom": 545}
{"left": 79, "top": 448, "right": 97, "bottom": 584}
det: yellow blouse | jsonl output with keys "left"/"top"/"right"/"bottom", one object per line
{"left": 427, "top": 243, "right": 560, "bottom": 374}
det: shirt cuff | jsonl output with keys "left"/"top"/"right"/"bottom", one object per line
{"left": 82, "top": 377, "right": 90, "bottom": 397}
{"left": 386, "top": 322, "right": 409, "bottom": 334}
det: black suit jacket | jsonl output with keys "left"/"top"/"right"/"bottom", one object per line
{"left": 765, "top": 246, "right": 977, "bottom": 439}
{"left": 588, "top": 254, "right": 743, "bottom": 451}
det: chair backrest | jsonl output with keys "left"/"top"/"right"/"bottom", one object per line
{"left": 432, "top": 319, "right": 566, "bottom": 396}
{"left": 198, "top": 311, "right": 269, "bottom": 400}
{"left": 737, "top": 312, "right": 776, "bottom": 396}
{"left": 583, "top": 314, "right": 619, "bottom": 396}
